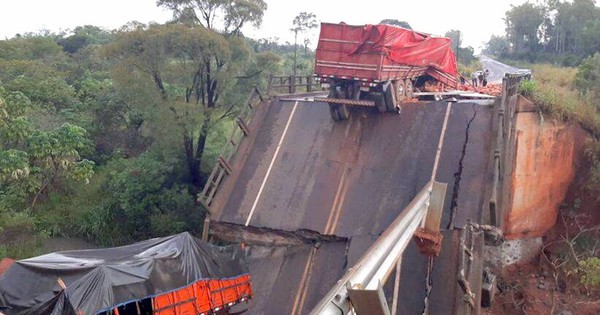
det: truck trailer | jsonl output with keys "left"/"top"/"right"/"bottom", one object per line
{"left": 314, "top": 23, "right": 460, "bottom": 120}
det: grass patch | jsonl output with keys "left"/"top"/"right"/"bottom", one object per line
{"left": 519, "top": 64, "right": 600, "bottom": 138}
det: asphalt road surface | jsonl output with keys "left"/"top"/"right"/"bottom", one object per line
{"left": 213, "top": 97, "right": 495, "bottom": 314}
{"left": 479, "top": 55, "right": 531, "bottom": 83}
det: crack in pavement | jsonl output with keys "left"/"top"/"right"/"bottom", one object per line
{"left": 447, "top": 104, "right": 479, "bottom": 230}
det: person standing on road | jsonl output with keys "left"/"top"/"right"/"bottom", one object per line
{"left": 482, "top": 69, "right": 490, "bottom": 87}
{"left": 470, "top": 71, "right": 479, "bottom": 87}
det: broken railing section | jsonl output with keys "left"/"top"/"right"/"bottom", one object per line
{"left": 267, "top": 74, "right": 323, "bottom": 95}
{"left": 198, "top": 87, "right": 263, "bottom": 209}
{"left": 310, "top": 181, "right": 447, "bottom": 315}
{"left": 489, "top": 73, "right": 531, "bottom": 227}
{"left": 456, "top": 221, "right": 484, "bottom": 315}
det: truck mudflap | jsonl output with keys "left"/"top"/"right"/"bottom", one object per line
{"left": 313, "top": 97, "right": 376, "bottom": 107}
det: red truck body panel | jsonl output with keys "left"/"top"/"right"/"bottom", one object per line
{"left": 314, "top": 23, "right": 459, "bottom": 88}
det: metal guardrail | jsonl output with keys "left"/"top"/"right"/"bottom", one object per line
{"left": 267, "top": 74, "right": 322, "bottom": 95}
{"left": 310, "top": 181, "right": 447, "bottom": 315}
{"left": 198, "top": 86, "right": 264, "bottom": 209}
{"left": 489, "top": 73, "right": 531, "bottom": 227}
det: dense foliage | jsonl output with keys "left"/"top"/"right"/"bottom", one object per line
{"left": 484, "top": 0, "right": 600, "bottom": 65}
{"left": 0, "top": 2, "right": 305, "bottom": 258}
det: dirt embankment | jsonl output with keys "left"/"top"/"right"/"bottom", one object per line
{"left": 487, "top": 96, "right": 600, "bottom": 315}
{"left": 504, "top": 97, "right": 589, "bottom": 239}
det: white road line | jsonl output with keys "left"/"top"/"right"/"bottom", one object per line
{"left": 245, "top": 101, "right": 299, "bottom": 226}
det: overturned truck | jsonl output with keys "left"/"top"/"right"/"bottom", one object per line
{"left": 0, "top": 232, "right": 251, "bottom": 315}
{"left": 314, "top": 23, "right": 460, "bottom": 120}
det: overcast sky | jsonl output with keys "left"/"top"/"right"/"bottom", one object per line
{"left": 0, "top": 0, "right": 529, "bottom": 52}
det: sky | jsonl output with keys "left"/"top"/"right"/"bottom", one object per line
{"left": 0, "top": 0, "right": 529, "bottom": 52}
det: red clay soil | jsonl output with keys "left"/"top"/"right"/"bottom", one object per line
{"left": 505, "top": 103, "right": 589, "bottom": 239}
{"left": 485, "top": 147, "right": 600, "bottom": 315}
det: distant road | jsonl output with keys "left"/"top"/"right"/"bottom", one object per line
{"left": 479, "top": 55, "right": 531, "bottom": 83}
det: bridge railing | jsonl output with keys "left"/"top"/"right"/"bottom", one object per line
{"left": 198, "top": 86, "right": 264, "bottom": 209}
{"left": 266, "top": 74, "right": 323, "bottom": 95}
{"left": 489, "top": 72, "right": 532, "bottom": 227}
{"left": 310, "top": 181, "right": 447, "bottom": 315}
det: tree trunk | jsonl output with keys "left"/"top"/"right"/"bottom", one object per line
{"left": 194, "top": 111, "right": 212, "bottom": 187}
{"left": 183, "top": 132, "right": 202, "bottom": 187}
{"left": 293, "top": 32, "right": 298, "bottom": 76}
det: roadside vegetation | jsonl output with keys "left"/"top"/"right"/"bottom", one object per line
{"left": 0, "top": 0, "right": 289, "bottom": 258}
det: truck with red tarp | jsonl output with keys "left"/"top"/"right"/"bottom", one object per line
{"left": 314, "top": 22, "right": 460, "bottom": 120}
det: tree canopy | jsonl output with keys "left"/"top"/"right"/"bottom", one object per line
{"left": 157, "top": 0, "right": 267, "bottom": 34}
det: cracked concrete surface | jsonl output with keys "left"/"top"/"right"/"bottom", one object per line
{"left": 211, "top": 98, "right": 494, "bottom": 314}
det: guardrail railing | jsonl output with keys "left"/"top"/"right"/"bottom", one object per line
{"left": 266, "top": 74, "right": 322, "bottom": 95}
{"left": 198, "top": 86, "right": 264, "bottom": 209}
{"left": 489, "top": 73, "right": 531, "bottom": 227}
{"left": 310, "top": 181, "right": 447, "bottom": 315}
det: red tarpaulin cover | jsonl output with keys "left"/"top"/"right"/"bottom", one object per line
{"left": 352, "top": 24, "right": 459, "bottom": 78}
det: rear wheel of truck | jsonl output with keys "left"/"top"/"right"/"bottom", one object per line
{"left": 337, "top": 104, "right": 350, "bottom": 120}
{"left": 405, "top": 79, "right": 414, "bottom": 100}
{"left": 383, "top": 82, "right": 397, "bottom": 112}
{"left": 327, "top": 86, "right": 341, "bottom": 121}
{"left": 329, "top": 104, "right": 341, "bottom": 121}
{"left": 371, "top": 92, "right": 386, "bottom": 113}
{"left": 395, "top": 80, "right": 407, "bottom": 103}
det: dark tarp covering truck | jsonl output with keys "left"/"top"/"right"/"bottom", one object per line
{"left": 0, "top": 232, "right": 252, "bottom": 315}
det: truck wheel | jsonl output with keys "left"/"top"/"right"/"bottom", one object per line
{"left": 395, "top": 80, "right": 407, "bottom": 103}
{"left": 329, "top": 104, "right": 341, "bottom": 121}
{"left": 384, "top": 82, "right": 397, "bottom": 112}
{"left": 405, "top": 79, "right": 414, "bottom": 100}
{"left": 337, "top": 104, "right": 350, "bottom": 120}
{"left": 371, "top": 92, "right": 386, "bottom": 113}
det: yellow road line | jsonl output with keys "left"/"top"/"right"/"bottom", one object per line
{"left": 290, "top": 248, "right": 316, "bottom": 315}
{"left": 328, "top": 168, "right": 350, "bottom": 235}
{"left": 323, "top": 166, "right": 348, "bottom": 234}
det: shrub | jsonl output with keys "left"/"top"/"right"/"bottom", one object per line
{"left": 574, "top": 53, "right": 600, "bottom": 103}
{"left": 518, "top": 79, "right": 537, "bottom": 97}
{"left": 0, "top": 211, "right": 46, "bottom": 259}
{"left": 580, "top": 257, "right": 600, "bottom": 286}
{"left": 77, "top": 154, "right": 204, "bottom": 246}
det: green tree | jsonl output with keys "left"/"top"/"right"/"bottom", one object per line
{"left": 505, "top": 2, "right": 545, "bottom": 56}
{"left": 157, "top": 0, "right": 267, "bottom": 34}
{"left": 379, "top": 19, "right": 412, "bottom": 29}
{"left": 0, "top": 89, "right": 94, "bottom": 212}
{"left": 290, "top": 12, "right": 318, "bottom": 75}
{"left": 58, "top": 25, "right": 113, "bottom": 54}
{"left": 484, "top": 35, "right": 511, "bottom": 57}
{"left": 445, "top": 29, "right": 475, "bottom": 65}
{"left": 574, "top": 53, "right": 600, "bottom": 101}
{"left": 107, "top": 23, "right": 251, "bottom": 187}
{"left": 0, "top": 35, "right": 63, "bottom": 61}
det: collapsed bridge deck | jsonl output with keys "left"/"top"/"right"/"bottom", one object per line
{"left": 208, "top": 96, "right": 495, "bottom": 314}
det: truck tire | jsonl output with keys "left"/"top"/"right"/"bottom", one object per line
{"left": 371, "top": 92, "right": 386, "bottom": 113}
{"left": 405, "top": 79, "right": 414, "bottom": 100}
{"left": 328, "top": 86, "right": 341, "bottom": 121}
{"left": 337, "top": 104, "right": 350, "bottom": 120}
{"left": 329, "top": 104, "right": 342, "bottom": 121}
{"left": 395, "top": 80, "right": 406, "bottom": 103}
{"left": 384, "top": 82, "right": 397, "bottom": 112}
{"left": 326, "top": 84, "right": 350, "bottom": 121}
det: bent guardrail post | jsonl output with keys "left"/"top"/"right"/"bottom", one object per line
{"left": 310, "top": 181, "right": 447, "bottom": 315}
